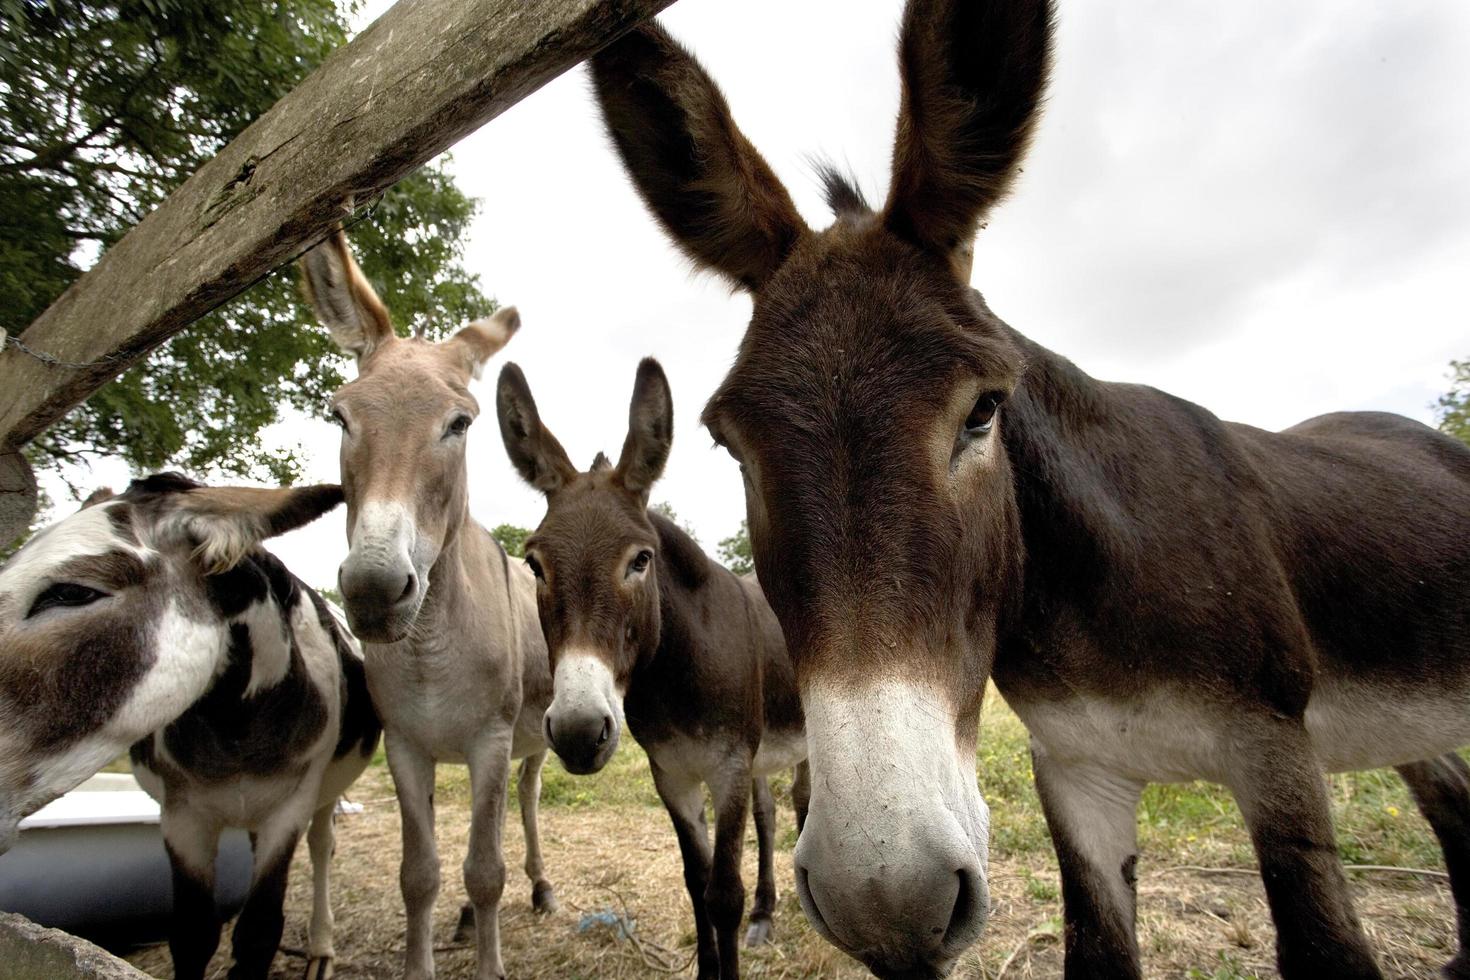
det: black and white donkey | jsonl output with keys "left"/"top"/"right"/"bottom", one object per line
{"left": 0, "top": 473, "right": 380, "bottom": 980}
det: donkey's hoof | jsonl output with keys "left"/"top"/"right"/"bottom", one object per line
{"left": 451, "top": 902, "right": 475, "bottom": 944}
{"left": 303, "top": 955, "right": 334, "bottom": 980}
{"left": 744, "top": 918, "right": 774, "bottom": 946}
{"left": 532, "top": 879, "right": 558, "bottom": 914}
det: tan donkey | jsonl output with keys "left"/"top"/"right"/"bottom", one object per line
{"left": 299, "top": 232, "right": 555, "bottom": 980}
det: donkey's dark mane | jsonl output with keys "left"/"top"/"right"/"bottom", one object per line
{"left": 815, "top": 162, "right": 870, "bottom": 218}
{"left": 126, "top": 471, "right": 204, "bottom": 496}
{"left": 647, "top": 509, "right": 710, "bottom": 589}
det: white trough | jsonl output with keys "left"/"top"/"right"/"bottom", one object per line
{"left": 0, "top": 773, "right": 251, "bottom": 951}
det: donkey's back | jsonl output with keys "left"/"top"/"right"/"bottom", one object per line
{"left": 1239, "top": 410, "right": 1470, "bottom": 769}
{"left": 132, "top": 555, "right": 380, "bottom": 814}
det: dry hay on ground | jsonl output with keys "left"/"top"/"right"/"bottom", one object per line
{"left": 125, "top": 762, "right": 1456, "bottom": 979}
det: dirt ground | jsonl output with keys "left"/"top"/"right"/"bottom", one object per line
{"left": 121, "top": 760, "right": 1458, "bottom": 980}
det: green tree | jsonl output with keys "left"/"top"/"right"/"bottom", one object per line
{"left": 1, "top": 0, "right": 490, "bottom": 494}
{"left": 490, "top": 523, "right": 531, "bottom": 559}
{"left": 651, "top": 500, "right": 699, "bottom": 545}
{"left": 1436, "top": 359, "right": 1470, "bottom": 446}
{"left": 717, "top": 519, "right": 753, "bottom": 576}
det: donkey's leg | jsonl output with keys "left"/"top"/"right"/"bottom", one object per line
{"left": 1031, "top": 741, "right": 1145, "bottom": 980}
{"left": 651, "top": 759, "right": 718, "bottom": 980}
{"left": 451, "top": 903, "right": 476, "bottom": 946}
{"left": 791, "top": 760, "right": 810, "bottom": 836}
{"left": 228, "top": 811, "right": 306, "bottom": 980}
{"left": 1227, "top": 724, "right": 1382, "bottom": 980}
{"left": 386, "top": 733, "right": 441, "bottom": 980}
{"left": 706, "top": 754, "right": 753, "bottom": 980}
{"left": 1397, "top": 754, "right": 1470, "bottom": 978}
{"left": 744, "top": 776, "right": 777, "bottom": 946}
{"left": 465, "top": 733, "right": 514, "bottom": 980}
{"left": 303, "top": 803, "right": 337, "bottom": 980}
{"left": 162, "top": 809, "right": 223, "bottom": 980}
{"left": 517, "top": 749, "right": 557, "bottom": 913}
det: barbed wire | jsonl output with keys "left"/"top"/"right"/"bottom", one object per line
{"left": 0, "top": 192, "right": 383, "bottom": 373}
{"left": 0, "top": 329, "right": 123, "bottom": 370}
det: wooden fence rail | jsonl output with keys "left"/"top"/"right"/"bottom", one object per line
{"left": 0, "top": 0, "right": 673, "bottom": 543}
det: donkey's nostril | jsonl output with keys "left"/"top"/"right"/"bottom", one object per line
{"left": 597, "top": 716, "right": 612, "bottom": 746}
{"left": 795, "top": 865, "right": 826, "bottom": 930}
{"left": 398, "top": 573, "right": 416, "bottom": 603}
{"left": 942, "top": 865, "right": 987, "bottom": 952}
{"left": 947, "top": 869, "right": 972, "bottom": 940}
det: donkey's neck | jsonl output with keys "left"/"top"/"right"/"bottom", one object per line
{"left": 999, "top": 327, "right": 1145, "bottom": 621}
{"left": 415, "top": 515, "right": 507, "bottom": 648}
{"left": 223, "top": 549, "right": 304, "bottom": 695}
{"left": 633, "top": 514, "right": 717, "bottom": 679}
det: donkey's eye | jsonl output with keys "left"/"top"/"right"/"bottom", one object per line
{"left": 445, "top": 414, "right": 473, "bottom": 439}
{"left": 708, "top": 427, "right": 745, "bottom": 466}
{"left": 525, "top": 554, "right": 545, "bottom": 581}
{"left": 628, "top": 550, "right": 653, "bottom": 576}
{"left": 964, "top": 392, "right": 1005, "bottom": 435}
{"left": 28, "top": 583, "right": 109, "bottom": 618}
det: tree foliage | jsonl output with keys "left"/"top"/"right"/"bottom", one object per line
{"left": 1, "top": 0, "right": 490, "bottom": 492}
{"left": 1436, "top": 359, "right": 1470, "bottom": 446}
{"left": 718, "top": 519, "right": 752, "bottom": 576}
{"left": 489, "top": 523, "right": 531, "bottom": 559}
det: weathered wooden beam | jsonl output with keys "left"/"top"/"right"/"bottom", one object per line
{"left": 0, "top": 0, "right": 674, "bottom": 541}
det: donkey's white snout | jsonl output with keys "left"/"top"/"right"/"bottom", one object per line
{"left": 545, "top": 650, "right": 625, "bottom": 775}
{"left": 340, "top": 501, "right": 426, "bottom": 642}
{"left": 795, "top": 796, "right": 989, "bottom": 976}
{"left": 796, "top": 677, "right": 992, "bottom": 976}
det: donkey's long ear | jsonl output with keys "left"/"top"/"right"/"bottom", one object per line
{"left": 616, "top": 358, "right": 673, "bottom": 502}
{"left": 496, "top": 363, "right": 578, "bottom": 495}
{"left": 884, "top": 0, "right": 1054, "bottom": 274}
{"left": 299, "top": 231, "right": 395, "bottom": 361}
{"left": 169, "top": 484, "right": 344, "bottom": 575}
{"left": 448, "top": 306, "right": 520, "bottom": 379}
{"left": 591, "top": 22, "right": 807, "bottom": 291}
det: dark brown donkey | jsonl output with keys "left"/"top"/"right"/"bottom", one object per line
{"left": 589, "top": 2, "right": 1470, "bottom": 978}
{"left": 495, "top": 358, "right": 807, "bottom": 980}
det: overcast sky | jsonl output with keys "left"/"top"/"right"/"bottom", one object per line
{"left": 49, "top": 0, "right": 1470, "bottom": 589}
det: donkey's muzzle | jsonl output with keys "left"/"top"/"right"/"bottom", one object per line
{"left": 793, "top": 676, "right": 992, "bottom": 975}
{"left": 545, "top": 650, "right": 624, "bottom": 774}
{"left": 338, "top": 559, "right": 419, "bottom": 643}
{"left": 795, "top": 831, "right": 987, "bottom": 978}
{"left": 544, "top": 707, "right": 618, "bottom": 775}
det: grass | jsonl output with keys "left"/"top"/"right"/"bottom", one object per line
{"left": 420, "top": 735, "right": 663, "bottom": 811}
{"left": 121, "top": 686, "right": 1456, "bottom": 978}
{"left": 1186, "top": 951, "right": 1258, "bottom": 980}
